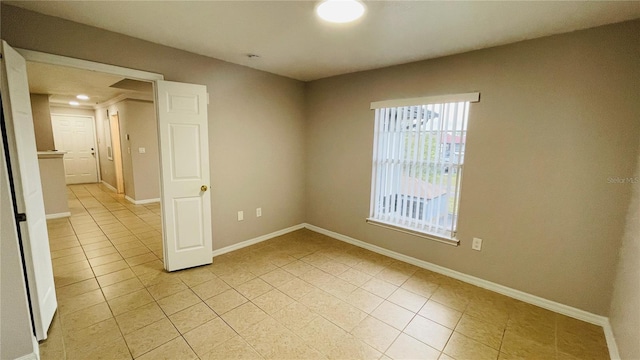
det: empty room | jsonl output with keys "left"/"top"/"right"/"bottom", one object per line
{"left": 1, "top": 1, "right": 638, "bottom": 360}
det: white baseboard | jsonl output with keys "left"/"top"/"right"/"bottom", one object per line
{"left": 206, "top": 222, "right": 619, "bottom": 358}
{"left": 45, "top": 212, "right": 71, "bottom": 220}
{"left": 100, "top": 181, "right": 117, "bottom": 193}
{"left": 303, "top": 223, "right": 611, "bottom": 327}
{"left": 602, "top": 319, "right": 621, "bottom": 360}
{"left": 125, "top": 195, "right": 160, "bottom": 205}
{"left": 137, "top": 198, "right": 160, "bottom": 205}
{"left": 212, "top": 224, "right": 306, "bottom": 258}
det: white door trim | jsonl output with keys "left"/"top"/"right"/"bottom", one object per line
{"left": 50, "top": 113, "right": 101, "bottom": 184}
{"left": 17, "top": 48, "right": 164, "bottom": 81}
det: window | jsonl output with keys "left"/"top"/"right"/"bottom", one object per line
{"left": 367, "top": 93, "right": 479, "bottom": 244}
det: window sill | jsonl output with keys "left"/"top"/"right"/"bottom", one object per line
{"left": 366, "top": 218, "right": 460, "bottom": 246}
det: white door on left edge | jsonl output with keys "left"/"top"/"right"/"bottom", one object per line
{"left": 51, "top": 114, "right": 98, "bottom": 184}
{"left": 1, "top": 40, "right": 57, "bottom": 340}
{"left": 156, "top": 80, "right": 212, "bottom": 272}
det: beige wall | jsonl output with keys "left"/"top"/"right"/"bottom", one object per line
{"left": 103, "top": 99, "right": 160, "bottom": 202}
{"left": 125, "top": 100, "right": 159, "bottom": 201}
{"left": 609, "top": 148, "right": 640, "bottom": 359}
{"left": 305, "top": 20, "right": 640, "bottom": 316}
{"left": 1, "top": 4, "right": 307, "bottom": 250}
{"left": 5, "top": 3, "right": 638, "bottom": 321}
{"left": 30, "top": 93, "right": 54, "bottom": 150}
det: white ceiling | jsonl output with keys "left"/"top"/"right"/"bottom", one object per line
{"left": 27, "top": 62, "right": 150, "bottom": 108}
{"left": 9, "top": 1, "right": 640, "bottom": 81}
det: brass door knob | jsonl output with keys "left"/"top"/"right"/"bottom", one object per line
{"left": 201, "top": 185, "right": 208, "bottom": 192}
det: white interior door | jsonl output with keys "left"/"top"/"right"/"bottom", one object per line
{"left": 51, "top": 114, "right": 98, "bottom": 184}
{"left": 156, "top": 80, "right": 212, "bottom": 271}
{"left": 1, "top": 40, "right": 57, "bottom": 340}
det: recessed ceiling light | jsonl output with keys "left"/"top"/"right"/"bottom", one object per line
{"left": 69, "top": 101, "right": 80, "bottom": 106}
{"left": 316, "top": 0, "right": 365, "bottom": 24}
{"left": 76, "top": 94, "right": 89, "bottom": 100}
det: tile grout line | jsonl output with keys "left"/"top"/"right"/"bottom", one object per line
{"left": 48, "top": 183, "right": 609, "bottom": 360}
{"left": 56, "top": 184, "right": 165, "bottom": 359}
{"left": 70, "top": 184, "right": 135, "bottom": 360}
{"left": 85, "top": 186, "right": 202, "bottom": 359}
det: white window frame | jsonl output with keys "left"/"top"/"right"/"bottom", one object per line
{"left": 367, "top": 92, "right": 480, "bottom": 246}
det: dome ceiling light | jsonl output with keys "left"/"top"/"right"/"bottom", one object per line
{"left": 316, "top": 0, "right": 366, "bottom": 24}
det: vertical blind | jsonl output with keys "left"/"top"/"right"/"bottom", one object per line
{"left": 367, "top": 93, "right": 479, "bottom": 243}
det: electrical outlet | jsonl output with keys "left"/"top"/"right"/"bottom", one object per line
{"left": 256, "top": 208, "right": 262, "bottom": 217}
{"left": 237, "top": 211, "right": 244, "bottom": 221}
{"left": 472, "top": 237, "right": 483, "bottom": 251}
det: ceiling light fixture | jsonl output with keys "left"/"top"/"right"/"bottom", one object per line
{"left": 316, "top": 0, "right": 365, "bottom": 24}
{"left": 76, "top": 94, "right": 89, "bottom": 100}
{"left": 69, "top": 101, "right": 80, "bottom": 106}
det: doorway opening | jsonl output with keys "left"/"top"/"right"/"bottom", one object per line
{"left": 20, "top": 47, "right": 214, "bottom": 273}
{"left": 3, "top": 43, "right": 213, "bottom": 344}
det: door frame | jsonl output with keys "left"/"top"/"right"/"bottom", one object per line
{"left": 19, "top": 48, "right": 164, "bottom": 82}
{"left": 18, "top": 48, "right": 213, "bottom": 273}
{"left": 50, "top": 113, "right": 101, "bottom": 184}
{"left": 19, "top": 48, "right": 164, "bottom": 185}
{"left": 108, "top": 112, "right": 125, "bottom": 194}
{"left": 18, "top": 47, "right": 165, "bottom": 190}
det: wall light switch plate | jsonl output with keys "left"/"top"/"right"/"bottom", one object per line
{"left": 138, "top": 147, "right": 146, "bottom": 154}
{"left": 237, "top": 211, "right": 244, "bottom": 221}
{"left": 472, "top": 237, "right": 483, "bottom": 251}
{"left": 256, "top": 208, "right": 262, "bottom": 217}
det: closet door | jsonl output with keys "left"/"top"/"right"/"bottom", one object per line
{"left": 156, "top": 80, "right": 212, "bottom": 271}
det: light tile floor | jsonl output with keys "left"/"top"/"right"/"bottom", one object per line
{"left": 40, "top": 184, "right": 611, "bottom": 360}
